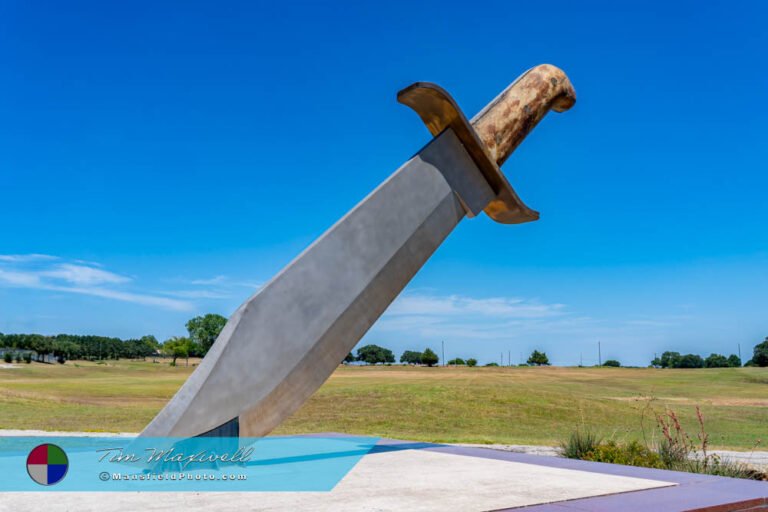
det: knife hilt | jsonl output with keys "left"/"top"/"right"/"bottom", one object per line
{"left": 398, "top": 64, "right": 576, "bottom": 224}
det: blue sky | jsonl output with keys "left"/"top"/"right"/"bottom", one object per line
{"left": 1, "top": 1, "right": 767, "bottom": 365}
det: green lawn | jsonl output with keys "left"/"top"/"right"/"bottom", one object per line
{"left": 0, "top": 360, "right": 765, "bottom": 450}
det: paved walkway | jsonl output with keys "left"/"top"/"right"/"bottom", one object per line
{"left": 0, "top": 433, "right": 766, "bottom": 511}
{"left": 453, "top": 443, "right": 768, "bottom": 471}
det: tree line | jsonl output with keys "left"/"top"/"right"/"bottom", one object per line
{"left": 344, "top": 345, "right": 555, "bottom": 368}
{"left": 651, "top": 338, "right": 768, "bottom": 368}
{"left": 345, "top": 344, "right": 444, "bottom": 366}
{"left": 3, "top": 323, "right": 766, "bottom": 369}
{"left": 0, "top": 313, "right": 228, "bottom": 365}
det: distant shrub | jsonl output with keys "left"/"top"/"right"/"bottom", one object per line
{"left": 562, "top": 406, "right": 765, "bottom": 480}
{"left": 421, "top": 348, "right": 439, "bottom": 367}
{"left": 677, "top": 354, "right": 704, "bottom": 368}
{"left": 560, "top": 428, "right": 601, "bottom": 460}
{"left": 357, "top": 344, "right": 395, "bottom": 365}
{"left": 56, "top": 355, "right": 66, "bottom": 364}
{"left": 583, "top": 440, "right": 663, "bottom": 469}
{"left": 704, "top": 353, "right": 729, "bottom": 368}
{"left": 484, "top": 362, "right": 499, "bottom": 367}
{"left": 752, "top": 337, "right": 768, "bottom": 367}
{"left": 447, "top": 358, "right": 465, "bottom": 366}
{"left": 399, "top": 350, "right": 422, "bottom": 365}
{"left": 14, "top": 353, "right": 22, "bottom": 363}
{"left": 602, "top": 359, "right": 621, "bottom": 367}
{"left": 3, "top": 352, "right": 12, "bottom": 363}
{"left": 466, "top": 358, "right": 477, "bottom": 367}
{"left": 653, "top": 351, "right": 743, "bottom": 368}
{"left": 527, "top": 350, "right": 550, "bottom": 366}
{"left": 23, "top": 352, "right": 32, "bottom": 364}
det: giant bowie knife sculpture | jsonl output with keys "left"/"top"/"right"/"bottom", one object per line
{"left": 142, "top": 64, "right": 576, "bottom": 438}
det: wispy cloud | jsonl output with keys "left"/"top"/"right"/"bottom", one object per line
{"left": 377, "top": 292, "right": 569, "bottom": 340}
{"left": 0, "top": 255, "right": 192, "bottom": 311}
{"left": 0, "top": 269, "right": 42, "bottom": 287}
{"left": 40, "top": 263, "right": 130, "bottom": 286}
{"left": 189, "top": 275, "right": 228, "bottom": 286}
{"left": 156, "top": 275, "right": 261, "bottom": 300}
{"left": 0, "top": 254, "right": 58, "bottom": 263}
{"left": 46, "top": 285, "right": 191, "bottom": 311}
{"left": 187, "top": 275, "right": 261, "bottom": 289}
{"left": 387, "top": 294, "right": 566, "bottom": 318}
{"left": 159, "top": 289, "right": 233, "bottom": 300}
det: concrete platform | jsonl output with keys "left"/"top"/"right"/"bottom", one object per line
{"left": 1, "top": 434, "right": 766, "bottom": 511}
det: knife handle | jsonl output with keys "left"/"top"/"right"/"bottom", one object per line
{"left": 471, "top": 64, "right": 576, "bottom": 167}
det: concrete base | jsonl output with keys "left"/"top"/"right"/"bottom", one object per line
{"left": 2, "top": 434, "right": 766, "bottom": 512}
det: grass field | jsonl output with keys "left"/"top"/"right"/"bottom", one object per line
{"left": 0, "top": 360, "right": 766, "bottom": 450}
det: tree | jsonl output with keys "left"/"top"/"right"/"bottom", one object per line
{"left": 485, "top": 362, "right": 499, "bottom": 367}
{"left": 704, "top": 353, "right": 729, "bottom": 368}
{"left": 677, "top": 353, "right": 704, "bottom": 368}
{"left": 139, "top": 335, "right": 160, "bottom": 361}
{"left": 447, "top": 357, "right": 465, "bottom": 366}
{"left": 466, "top": 358, "right": 478, "bottom": 367}
{"left": 602, "top": 359, "right": 621, "bottom": 367}
{"left": 659, "top": 351, "right": 681, "bottom": 368}
{"left": 421, "top": 348, "right": 439, "bottom": 367}
{"left": 727, "top": 354, "right": 741, "bottom": 368}
{"left": 752, "top": 337, "right": 768, "bottom": 367}
{"left": 186, "top": 314, "right": 227, "bottom": 355}
{"left": 162, "top": 336, "right": 191, "bottom": 366}
{"left": 400, "top": 350, "right": 423, "bottom": 365}
{"left": 527, "top": 350, "right": 550, "bottom": 366}
{"left": 356, "top": 344, "right": 395, "bottom": 365}
{"left": 343, "top": 352, "right": 355, "bottom": 363}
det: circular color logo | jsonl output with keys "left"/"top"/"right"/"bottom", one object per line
{"left": 26, "top": 443, "right": 69, "bottom": 486}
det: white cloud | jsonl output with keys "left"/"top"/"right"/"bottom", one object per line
{"left": 189, "top": 275, "right": 229, "bottom": 286}
{"left": 0, "top": 255, "right": 192, "bottom": 311}
{"left": 160, "top": 289, "right": 233, "bottom": 299}
{"left": 187, "top": 275, "right": 260, "bottom": 289}
{"left": 375, "top": 292, "right": 570, "bottom": 341}
{"left": 387, "top": 293, "right": 566, "bottom": 319}
{"left": 40, "top": 263, "right": 130, "bottom": 286}
{"left": 0, "top": 254, "right": 58, "bottom": 262}
{"left": 51, "top": 286, "right": 192, "bottom": 311}
{"left": 0, "top": 269, "right": 42, "bottom": 287}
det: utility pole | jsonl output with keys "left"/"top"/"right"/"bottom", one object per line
{"left": 500, "top": 352, "right": 503, "bottom": 366}
{"left": 598, "top": 341, "right": 601, "bottom": 367}
{"left": 441, "top": 340, "right": 445, "bottom": 367}
{"left": 738, "top": 344, "right": 742, "bottom": 366}
{"left": 508, "top": 350, "right": 511, "bottom": 367}
{"left": 579, "top": 352, "right": 583, "bottom": 367}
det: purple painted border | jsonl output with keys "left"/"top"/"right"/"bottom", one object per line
{"left": 301, "top": 433, "right": 768, "bottom": 511}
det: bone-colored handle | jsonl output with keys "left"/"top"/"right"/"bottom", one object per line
{"left": 471, "top": 64, "right": 576, "bottom": 167}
